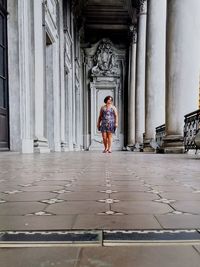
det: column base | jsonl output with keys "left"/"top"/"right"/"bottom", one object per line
{"left": 133, "top": 142, "right": 143, "bottom": 152}
{"left": 34, "top": 137, "right": 50, "bottom": 153}
{"left": 163, "top": 135, "right": 184, "bottom": 154}
{"left": 54, "top": 142, "right": 62, "bottom": 152}
{"left": 143, "top": 139, "right": 155, "bottom": 152}
{"left": 73, "top": 144, "right": 80, "bottom": 151}
{"left": 126, "top": 144, "right": 135, "bottom": 151}
{"left": 21, "top": 139, "right": 34, "bottom": 153}
{"left": 61, "top": 142, "right": 70, "bottom": 152}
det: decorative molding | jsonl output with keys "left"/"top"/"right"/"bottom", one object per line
{"left": 129, "top": 25, "right": 137, "bottom": 44}
{"left": 138, "top": 0, "right": 147, "bottom": 15}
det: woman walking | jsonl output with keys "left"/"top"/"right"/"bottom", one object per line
{"left": 97, "top": 96, "right": 118, "bottom": 153}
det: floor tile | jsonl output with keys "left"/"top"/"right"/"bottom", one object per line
{"left": 0, "top": 215, "right": 76, "bottom": 230}
{"left": 160, "top": 192, "right": 200, "bottom": 201}
{"left": 0, "top": 202, "right": 46, "bottom": 216}
{"left": 151, "top": 186, "right": 193, "bottom": 192}
{"left": 59, "top": 192, "right": 107, "bottom": 201}
{"left": 0, "top": 247, "right": 81, "bottom": 267}
{"left": 171, "top": 201, "right": 200, "bottom": 214}
{"left": 73, "top": 215, "right": 162, "bottom": 229}
{"left": 21, "top": 186, "right": 64, "bottom": 192}
{"left": 78, "top": 246, "right": 200, "bottom": 267}
{"left": 193, "top": 245, "right": 200, "bottom": 254}
{"left": 1, "top": 192, "right": 57, "bottom": 202}
{"left": 113, "top": 185, "right": 149, "bottom": 192}
{"left": 111, "top": 201, "right": 173, "bottom": 214}
{"left": 46, "top": 201, "right": 109, "bottom": 215}
{"left": 112, "top": 192, "right": 158, "bottom": 201}
{"left": 156, "top": 215, "right": 200, "bottom": 229}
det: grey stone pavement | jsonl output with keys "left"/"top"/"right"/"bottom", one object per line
{"left": 0, "top": 151, "right": 200, "bottom": 266}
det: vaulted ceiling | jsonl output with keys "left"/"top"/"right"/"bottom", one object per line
{"left": 73, "top": 0, "right": 139, "bottom": 44}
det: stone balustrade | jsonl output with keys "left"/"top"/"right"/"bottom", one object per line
{"left": 184, "top": 109, "right": 200, "bottom": 151}
{"left": 155, "top": 124, "right": 165, "bottom": 153}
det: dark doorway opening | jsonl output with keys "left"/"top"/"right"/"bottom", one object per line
{"left": 0, "top": 0, "right": 9, "bottom": 150}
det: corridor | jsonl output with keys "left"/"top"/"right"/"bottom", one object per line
{"left": 0, "top": 152, "right": 200, "bottom": 266}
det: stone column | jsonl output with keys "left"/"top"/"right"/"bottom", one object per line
{"left": 18, "top": 0, "right": 34, "bottom": 153}
{"left": 33, "top": 0, "right": 50, "bottom": 153}
{"left": 59, "top": 0, "right": 67, "bottom": 152}
{"left": 52, "top": 39, "right": 61, "bottom": 152}
{"left": 127, "top": 25, "right": 137, "bottom": 147}
{"left": 7, "top": 0, "right": 21, "bottom": 152}
{"left": 66, "top": 70, "right": 74, "bottom": 150}
{"left": 163, "top": 0, "right": 200, "bottom": 153}
{"left": 135, "top": 0, "right": 147, "bottom": 151}
{"left": 144, "top": 0, "right": 166, "bottom": 151}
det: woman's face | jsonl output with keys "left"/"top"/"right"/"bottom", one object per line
{"left": 107, "top": 97, "right": 113, "bottom": 104}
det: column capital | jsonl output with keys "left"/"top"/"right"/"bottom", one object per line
{"left": 129, "top": 25, "right": 137, "bottom": 44}
{"left": 138, "top": 0, "right": 147, "bottom": 15}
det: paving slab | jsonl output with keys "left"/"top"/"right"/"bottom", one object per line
{"left": 46, "top": 201, "right": 109, "bottom": 215}
{"left": 171, "top": 201, "right": 200, "bottom": 214}
{"left": 111, "top": 201, "right": 173, "bottom": 214}
{"left": 0, "top": 215, "right": 76, "bottom": 230}
{"left": 73, "top": 215, "right": 162, "bottom": 230}
{"left": 0, "top": 202, "right": 46, "bottom": 216}
{"left": 0, "top": 246, "right": 200, "bottom": 267}
{"left": 156, "top": 215, "right": 200, "bottom": 229}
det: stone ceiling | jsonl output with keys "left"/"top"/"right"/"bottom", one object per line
{"left": 72, "top": 0, "right": 139, "bottom": 44}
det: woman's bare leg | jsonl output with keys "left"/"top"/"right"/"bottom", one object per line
{"left": 102, "top": 132, "right": 108, "bottom": 151}
{"left": 107, "top": 132, "right": 113, "bottom": 152}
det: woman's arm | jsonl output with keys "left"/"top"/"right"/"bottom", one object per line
{"left": 114, "top": 107, "right": 118, "bottom": 127}
{"left": 97, "top": 107, "right": 103, "bottom": 129}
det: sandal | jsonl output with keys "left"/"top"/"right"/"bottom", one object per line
{"left": 108, "top": 150, "right": 112, "bottom": 153}
{"left": 103, "top": 149, "right": 107, "bottom": 153}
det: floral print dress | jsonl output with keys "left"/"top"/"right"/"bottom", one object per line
{"left": 100, "top": 105, "right": 117, "bottom": 133}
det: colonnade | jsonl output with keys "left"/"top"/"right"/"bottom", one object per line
{"left": 128, "top": 0, "right": 200, "bottom": 153}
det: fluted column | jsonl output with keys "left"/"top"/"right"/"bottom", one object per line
{"left": 18, "top": 0, "right": 34, "bottom": 153}
{"left": 127, "top": 25, "right": 137, "bottom": 147}
{"left": 163, "top": 0, "right": 200, "bottom": 153}
{"left": 135, "top": 0, "right": 147, "bottom": 151}
{"left": 144, "top": 0, "right": 166, "bottom": 151}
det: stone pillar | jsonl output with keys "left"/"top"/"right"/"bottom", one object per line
{"left": 52, "top": 40, "right": 61, "bottom": 152}
{"left": 33, "top": 0, "right": 50, "bottom": 153}
{"left": 163, "top": 0, "right": 200, "bottom": 153}
{"left": 7, "top": 0, "right": 21, "bottom": 152}
{"left": 18, "top": 0, "right": 34, "bottom": 153}
{"left": 127, "top": 25, "right": 137, "bottom": 147}
{"left": 8, "top": 0, "right": 35, "bottom": 153}
{"left": 59, "top": 0, "right": 68, "bottom": 152}
{"left": 66, "top": 70, "right": 74, "bottom": 150}
{"left": 135, "top": 0, "right": 147, "bottom": 151}
{"left": 144, "top": 0, "right": 166, "bottom": 151}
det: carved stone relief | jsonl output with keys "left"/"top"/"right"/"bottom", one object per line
{"left": 91, "top": 39, "right": 120, "bottom": 77}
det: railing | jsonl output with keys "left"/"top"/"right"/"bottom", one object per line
{"left": 155, "top": 124, "right": 165, "bottom": 152}
{"left": 184, "top": 109, "right": 200, "bottom": 151}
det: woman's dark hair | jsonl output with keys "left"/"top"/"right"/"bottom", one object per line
{"left": 104, "top": 95, "right": 113, "bottom": 103}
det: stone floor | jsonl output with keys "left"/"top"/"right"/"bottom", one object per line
{"left": 0, "top": 151, "right": 200, "bottom": 266}
{"left": 0, "top": 245, "right": 200, "bottom": 267}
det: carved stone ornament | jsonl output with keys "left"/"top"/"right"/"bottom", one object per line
{"left": 91, "top": 39, "right": 120, "bottom": 77}
{"left": 139, "top": 0, "right": 147, "bottom": 14}
{"left": 129, "top": 25, "right": 137, "bottom": 44}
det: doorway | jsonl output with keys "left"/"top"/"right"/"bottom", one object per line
{"left": 83, "top": 39, "right": 126, "bottom": 150}
{"left": 0, "top": 0, "right": 9, "bottom": 150}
